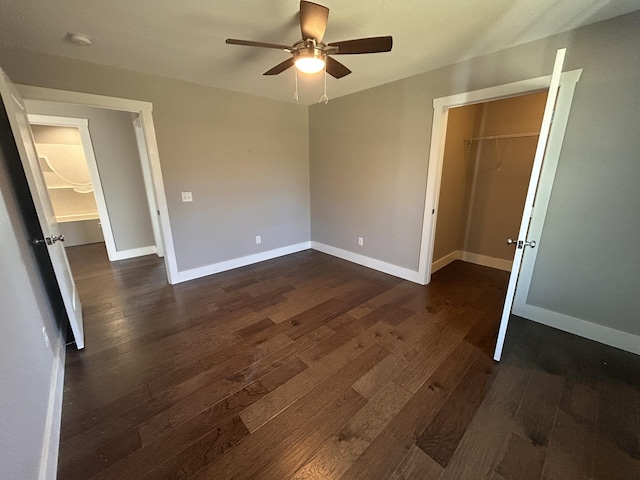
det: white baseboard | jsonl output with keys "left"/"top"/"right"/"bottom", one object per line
{"left": 110, "top": 245, "right": 157, "bottom": 261}
{"left": 461, "top": 251, "right": 512, "bottom": 272}
{"left": 310, "top": 242, "right": 421, "bottom": 283}
{"left": 431, "top": 250, "right": 461, "bottom": 273}
{"left": 176, "top": 242, "right": 312, "bottom": 283}
{"left": 513, "top": 303, "right": 640, "bottom": 356}
{"left": 38, "top": 333, "right": 66, "bottom": 480}
{"left": 431, "top": 250, "right": 512, "bottom": 273}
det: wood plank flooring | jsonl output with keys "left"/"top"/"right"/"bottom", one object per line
{"left": 59, "top": 243, "right": 640, "bottom": 479}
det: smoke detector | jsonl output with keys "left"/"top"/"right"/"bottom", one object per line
{"left": 65, "top": 32, "right": 92, "bottom": 47}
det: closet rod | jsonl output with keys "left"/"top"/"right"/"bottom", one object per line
{"left": 466, "top": 132, "right": 540, "bottom": 143}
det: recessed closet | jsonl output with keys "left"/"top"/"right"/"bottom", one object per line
{"left": 432, "top": 91, "right": 548, "bottom": 273}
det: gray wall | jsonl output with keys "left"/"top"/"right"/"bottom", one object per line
{"left": 58, "top": 219, "right": 105, "bottom": 246}
{"left": 310, "top": 11, "right": 640, "bottom": 336}
{"left": 0, "top": 48, "right": 311, "bottom": 272}
{"left": 433, "top": 103, "right": 477, "bottom": 261}
{"left": 0, "top": 108, "right": 63, "bottom": 479}
{"left": 26, "top": 102, "right": 154, "bottom": 252}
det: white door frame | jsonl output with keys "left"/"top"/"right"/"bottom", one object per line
{"left": 17, "top": 85, "right": 179, "bottom": 284}
{"left": 417, "top": 69, "right": 583, "bottom": 286}
{"left": 27, "top": 114, "right": 121, "bottom": 261}
{"left": 132, "top": 115, "right": 164, "bottom": 257}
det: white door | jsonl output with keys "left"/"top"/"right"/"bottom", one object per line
{"left": 493, "top": 49, "right": 567, "bottom": 361}
{"left": 0, "top": 69, "right": 84, "bottom": 349}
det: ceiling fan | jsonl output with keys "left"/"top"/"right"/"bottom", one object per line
{"left": 226, "top": 0, "right": 393, "bottom": 78}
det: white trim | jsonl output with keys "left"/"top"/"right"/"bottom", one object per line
{"left": 460, "top": 252, "right": 512, "bottom": 272}
{"left": 431, "top": 250, "right": 512, "bottom": 273}
{"left": 431, "top": 250, "right": 461, "bottom": 273}
{"left": 17, "top": 85, "right": 179, "bottom": 284}
{"left": 56, "top": 213, "right": 100, "bottom": 222}
{"left": 176, "top": 242, "right": 312, "bottom": 283}
{"left": 514, "top": 304, "right": 640, "bottom": 357}
{"left": 18, "top": 85, "right": 151, "bottom": 113}
{"left": 27, "top": 114, "right": 120, "bottom": 261}
{"left": 417, "top": 69, "right": 583, "bottom": 286}
{"left": 38, "top": 332, "right": 65, "bottom": 480}
{"left": 132, "top": 116, "right": 164, "bottom": 257}
{"left": 138, "top": 108, "right": 177, "bottom": 282}
{"left": 109, "top": 245, "right": 157, "bottom": 261}
{"left": 310, "top": 242, "right": 421, "bottom": 283}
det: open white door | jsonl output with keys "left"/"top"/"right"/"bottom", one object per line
{"left": 0, "top": 69, "right": 84, "bottom": 349}
{"left": 493, "top": 49, "right": 567, "bottom": 361}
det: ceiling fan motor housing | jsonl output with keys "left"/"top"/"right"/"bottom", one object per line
{"left": 294, "top": 39, "right": 326, "bottom": 60}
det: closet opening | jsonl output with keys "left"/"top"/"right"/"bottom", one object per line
{"left": 429, "top": 90, "right": 549, "bottom": 342}
{"left": 432, "top": 91, "right": 548, "bottom": 275}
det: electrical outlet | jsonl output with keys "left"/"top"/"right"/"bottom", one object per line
{"left": 256, "top": 235, "right": 262, "bottom": 244}
{"left": 181, "top": 192, "right": 193, "bottom": 202}
{"left": 358, "top": 237, "right": 364, "bottom": 246}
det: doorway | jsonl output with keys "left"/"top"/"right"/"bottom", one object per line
{"left": 16, "top": 84, "right": 179, "bottom": 285}
{"left": 428, "top": 91, "right": 548, "bottom": 359}
{"left": 431, "top": 91, "right": 548, "bottom": 275}
{"left": 418, "top": 59, "right": 583, "bottom": 360}
{"left": 29, "top": 117, "right": 114, "bottom": 255}
{"left": 27, "top": 107, "right": 162, "bottom": 265}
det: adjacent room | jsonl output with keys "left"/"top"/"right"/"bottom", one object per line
{"left": 1, "top": 2, "right": 639, "bottom": 479}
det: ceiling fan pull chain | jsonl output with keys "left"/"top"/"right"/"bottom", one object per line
{"left": 294, "top": 68, "right": 299, "bottom": 102}
{"left": 319, "top": 67, "right": 329, "bottom": 104}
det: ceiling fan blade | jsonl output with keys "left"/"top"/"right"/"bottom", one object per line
{"left": 325, "top": 56, "right": 351, "bottom": 79}
{"left": 328, "top": 36, "right": 393, "bottom": 55}
{"left": 263, "top": 58, "right": 295, "bottom": 76}
{"left": 226, "top": 38, "right": 292, "bottom": 52}
{"left": 300, "top": 1, "right": 329, "bottom": 42}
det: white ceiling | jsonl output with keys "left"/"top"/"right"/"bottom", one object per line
{"left": 1, "top": 0, "right": 638, "bottom": 105}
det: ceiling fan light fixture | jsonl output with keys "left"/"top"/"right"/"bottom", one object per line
{"left": 294, "top": 47, "right": 326, "bottom": 74}
{"left": 295, "top": 56, "right": 325, "bottom": 74}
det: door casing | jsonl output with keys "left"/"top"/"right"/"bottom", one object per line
{"left": 17, "top": 85, "right": 179, "bottom": 284}
{"left": 418, "top": 69, "right": 582, "bottom": 285}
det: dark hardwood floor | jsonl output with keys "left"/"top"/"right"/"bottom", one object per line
{"left": 59, "top": 243, "right": 640, "bottom": 479}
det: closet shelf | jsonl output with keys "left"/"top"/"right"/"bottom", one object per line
{"left": 56, "top": 213, "right": 100, "bottom": 223}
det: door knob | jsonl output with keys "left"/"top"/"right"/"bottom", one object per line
{"left": 507, "top": 238, "right": 536, "bottom": 249}
{"left": 32, "top": 235, "right": 64, "bottom": 246}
